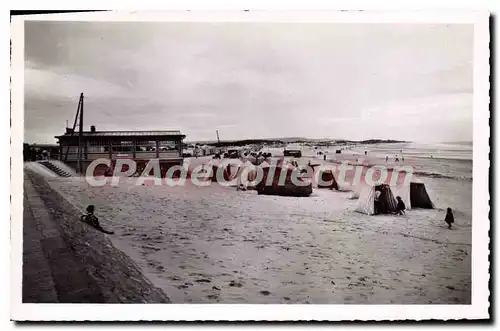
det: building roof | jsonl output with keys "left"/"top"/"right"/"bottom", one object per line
{"left": 27, "top": 143, "right": 59, "bottom": 148}
{"left": 56, "top": 130, "right": 186, "bottom": 139}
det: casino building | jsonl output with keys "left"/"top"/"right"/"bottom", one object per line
{"left": 55, "top": 125, "right": 186, "bottom": 175}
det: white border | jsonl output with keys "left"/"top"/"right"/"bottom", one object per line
{"left": 10, "top": 10, "right": 490, "bottom": 321}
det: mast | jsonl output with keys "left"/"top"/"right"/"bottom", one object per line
{"left": 77, "top": 93, "right": 84, "bottom": 173}
{"left": 63, "top": 94, "right": 83, "bottom": 162}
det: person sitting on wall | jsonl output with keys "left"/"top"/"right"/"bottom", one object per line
{"left": 395, "top": 196, "right": 406, "bottom": 215}
{"left": 80, "top": 205, "right": 114, "bottom": 234}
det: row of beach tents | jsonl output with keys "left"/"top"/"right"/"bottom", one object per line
{"left": 200, "top": 159, "right": 435, "bottom": 216}
{"left": 351, "top": 179, "right": 434, "bottom": 215}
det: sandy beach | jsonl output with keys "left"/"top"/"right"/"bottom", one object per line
{"left": 40, "top": 143, "right": 472, "bottom": 304}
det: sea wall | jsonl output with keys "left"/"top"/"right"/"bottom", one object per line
{"left": 25, "top": 170, "right": 170, "bottom": 303}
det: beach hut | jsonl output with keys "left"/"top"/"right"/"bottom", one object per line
{"left": 256, "top": 164, "right": 312, "bottom": 197}
{"left": 233, "top": 165, "right": 259, "bottom": 190}
{"left": 355, "top": 184, "right": 397, "bottom": 215}
{"left": 391, "top": 179, "right": 434, "bottom": 209}
{"left": 410, "top": 181, "right": 434, "bottom": 208}
{"left": 208, "top": 164, "right": 235, "bottom": 182}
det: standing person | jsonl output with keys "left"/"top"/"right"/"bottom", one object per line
{"left": 323, "top": 154, "right": 327, "bottom": 161}
{"left": 395, "top": 196, "right": 406, "bottom": 215}
{"left": 385, "top": 156, "right": 389, "bottom": 162}
{"left": 80, "top": 205, "right": 114, "bottom": 234}
{"left": 444, "top": 207, "right": 455, "bottom": 229}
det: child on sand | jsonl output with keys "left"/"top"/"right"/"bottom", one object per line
{"left": 395, "top": 196, "right": 406, "bottom": 215}
{"left": 445, "top": 207, "right": 455, "bottom": 229}
{"left": 80, "top": 205, "right": 114, "bottom": 234}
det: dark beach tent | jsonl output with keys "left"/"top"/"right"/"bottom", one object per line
{"left": 256, "top": 165, "right": 312, "bottom": 197}
{"left": 233, "top": 164, "right": 259, "bottom": 189}
{"left": 410, "top": 181, "right": 434, "bottom": 209}
{"left": 391, "top": 178, "right": 434, "bottom": 209}
{"left": 355, "top": 184, "right": 397, "bottom": 215}
{"left": 209, "top": 164, "right": 235, "bottom": 182}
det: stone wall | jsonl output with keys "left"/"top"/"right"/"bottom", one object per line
{"left": 24, "top": 170, "right": 170, "bottom": 303}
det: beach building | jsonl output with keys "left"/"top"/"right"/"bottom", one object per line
{"left": 55, "top": 125, "right": 186, "bottom": 174}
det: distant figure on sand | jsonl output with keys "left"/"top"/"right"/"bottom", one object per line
{"left": 445, "top": 207, "right": 455, "bottom": 229}
{"left": 323, "top": 154, "right": 326, "bottom": 161}
{"left": 385, "top": 156, "right": 388, "bottom": 162}
{"left": 395, "top": 196, "right": 406, "bottom": 215}
{"left": 80, "top": 205, "right": 114, "bottom": 234}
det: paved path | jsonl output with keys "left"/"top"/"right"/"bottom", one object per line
{"left": 22, "top": 176, "right": 103, "bottom": 303}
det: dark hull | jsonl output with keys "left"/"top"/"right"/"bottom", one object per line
{"left": 257, "top": 183, "right": 313, "bottom": 197}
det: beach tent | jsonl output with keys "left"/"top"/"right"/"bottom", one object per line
{"left": 233, "top": 165, "right": 259, "bottom": 189}
{"left": 256, "top": 165, "right": 312, "bottom": 197}
{"left": 355, "top": 184, "right": 397, "bottom": 215}
{"left": 410, "top": 179, "right": 434, "bottom": 208}
{"left": 391, "top": 178, "right": 434, "bottom": 210}
{"left": 390, "top": 183, "right": 411, "bottom": 210}
{"left": 209, "top": 164, "right": 235, "bottom": 182}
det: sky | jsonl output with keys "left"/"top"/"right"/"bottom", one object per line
{"left": 24, "top": 21, "right": 473, "bottom": 143}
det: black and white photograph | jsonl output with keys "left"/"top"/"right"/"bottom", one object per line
{"left": 10, "top": 10, "right": 490, "bottom": 321}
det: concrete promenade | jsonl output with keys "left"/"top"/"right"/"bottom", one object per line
{"left": 23, "top": 176, "right": 103, "bottom": 303}
{"left": 22, "top": 171, "right": 170, "bottom": 303}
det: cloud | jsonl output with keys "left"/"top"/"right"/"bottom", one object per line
{"left": 23, "top": 21, "right": 473, "bottom": 143}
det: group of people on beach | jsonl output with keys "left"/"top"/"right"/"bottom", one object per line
{"left": 81, "top": 198, "right": 455, "bottom": 237}
{"left": 385, "top": 155, "right": 404, "bottom": 162}
{"left": 373, "top": 189, "right": 455, "bottom": 229}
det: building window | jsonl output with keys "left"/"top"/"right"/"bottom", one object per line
{"left": 135, "top": 140, "right": 157, "bottom": 152}
{"left": 88, "top": 139, "right": 108, "bottom": 153}
{"left": 158, "top": 140, "right": 179, "bottom": 151}
{"left": 111, "top": 140, "right": 133, "bottom": 153}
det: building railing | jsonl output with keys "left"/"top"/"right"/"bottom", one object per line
{"left": 63, "top": 151, "right": 182, "bottom": 161}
